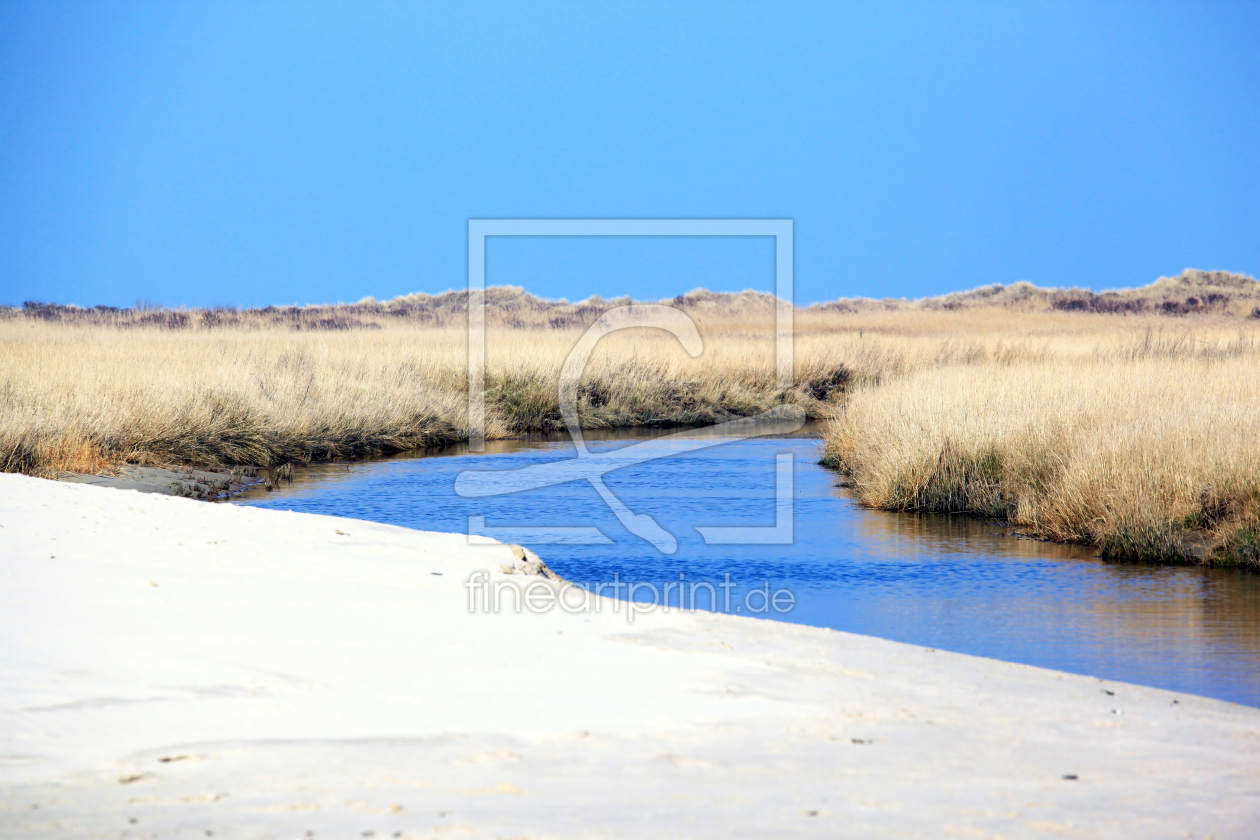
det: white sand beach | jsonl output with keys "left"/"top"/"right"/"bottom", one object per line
{"left": 1, "top": 472, "right": 1258, "bottom": 838}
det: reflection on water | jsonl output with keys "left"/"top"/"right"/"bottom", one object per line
{"left": 232, "top": 427, "right": 1260, "bottom": 707}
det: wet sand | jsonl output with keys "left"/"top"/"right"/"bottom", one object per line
{"left": 58, "top": 465, "right": 261, "bottom": 499}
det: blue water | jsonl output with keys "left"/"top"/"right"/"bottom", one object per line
{"left": 233, "top": 429, "right": 1260, "bottom": 707}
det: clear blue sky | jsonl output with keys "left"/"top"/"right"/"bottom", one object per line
{"left": 2, "top": 1, "right": 1257, "bottom": 308}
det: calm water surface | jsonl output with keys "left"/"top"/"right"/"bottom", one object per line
{"left": 233, "top": 427, "right": 1260, "bottom": 707}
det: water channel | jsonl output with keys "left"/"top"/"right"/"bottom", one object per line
{"left": 231, "top": 425, "right": 1260, "bottom": 707}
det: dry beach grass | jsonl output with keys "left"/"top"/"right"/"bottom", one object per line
{"left": 822, "top": 335, "right": 1260, "bottom": 567}
{"left": 2, "top": 269, "right": 1258, "bottom": 565}
{"left": 0, "top": 318, "right": 851, "bottom": 476}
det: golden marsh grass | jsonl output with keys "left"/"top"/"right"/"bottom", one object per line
{"left": 821, "top": 329, "right": 1260, "bottom": 567}
{"left": 0, "top": 315, "right": 850, "bottom": 476}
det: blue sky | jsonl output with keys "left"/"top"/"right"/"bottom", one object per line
{"left": 1, "top": 1, "right": 1257, "bottom": 308}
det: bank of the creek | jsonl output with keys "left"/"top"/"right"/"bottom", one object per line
{"left": 231, "top": 425, "right": 1260, "bottom": 707}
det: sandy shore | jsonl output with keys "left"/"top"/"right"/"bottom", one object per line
{"left": 1, "top": 473, "right": 1257, "bottom": 838}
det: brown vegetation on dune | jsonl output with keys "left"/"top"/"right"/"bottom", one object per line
{"left": 808, "top": 268, "right": 1260, "bottom": 317}
{"left": 4, "top": 269, "right": 1257, "bottom": 331}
